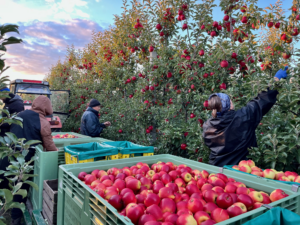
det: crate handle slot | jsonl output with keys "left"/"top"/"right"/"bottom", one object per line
{"left": 70, "top": 155, "right": 79, "bottom": 163}
{"left": 291, "top": 184, "right": 299, "bottom": 192}
{"left": 262, "top": 204, "right": 273, "bottom": 210}
{"left": 219, "top": 167, "right": 224, "bottom": 173}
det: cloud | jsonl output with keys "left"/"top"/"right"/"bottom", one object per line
{"left": 0, "top": 0, "right": 90, "bottom": 24}
{"left": 2, "top": 19, "right": 103, "bottom": 80}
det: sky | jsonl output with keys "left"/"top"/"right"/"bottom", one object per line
{"left": 0, "top": 0, "right": 294, "bottom": 82}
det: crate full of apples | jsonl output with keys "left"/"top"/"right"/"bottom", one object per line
{"left": 52, "top": 133, "right": 79, "bottom": 139}
{"left": 78, "top": 161, "right": 289, "bottom": 225}
{"left": 228, "top": 160, "right": 300, "bottom": 185}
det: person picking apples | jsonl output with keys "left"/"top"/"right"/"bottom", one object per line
{"left": 80, "top": 99, "right": 111, "bottom": 137}
{"left": 203, "top": 67, "right": 288, "bottom": 167}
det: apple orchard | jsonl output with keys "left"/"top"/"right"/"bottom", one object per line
{"left": 46, "top": 0, "right": 300, "bottom": 173}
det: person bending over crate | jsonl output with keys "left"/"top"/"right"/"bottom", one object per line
{"left": 202, "top": 67, "right": 288, "bottom": 167}
{"left": 80, "top": 99, "right": 111, "bottom": 137}
{"left": 8, "top": 95, "right": 58, "bottom": 224}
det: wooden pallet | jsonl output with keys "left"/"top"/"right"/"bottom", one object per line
{"left": 42, "top": 180, "right": 58, "bottom": 225}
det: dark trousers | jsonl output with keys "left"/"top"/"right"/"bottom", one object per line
{"left": 0, "top": 148, "right": 35, "bottom": 220}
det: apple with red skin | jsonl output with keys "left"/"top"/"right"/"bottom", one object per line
{"left": 229, "top": 193, "right": 237, "bottom": 203}
{"left": 122, "top": 192, "right": 137, "bottom": 206}
{"left": 216, "top": 193, "right": 233, "bottom": 209}
{"left": 177, "top": 209, "right": 192, "bottom": 216}
{"left": 201, "top": 184, "right": 213, "bottom": 193}
{"left": 169, "top": 171, "right": 179, "bottom": 180}
{"left": 126, "top": 203, "right": 144, "bottom": 225}
{"left": 194, "top": 211, "right": 211, "bottom": 224}
{"left": 97, "top": 170, "right": 108, "bottom": 179}
{"left": 233, "top": 202, "right": 247, "bottom": 213}
{"left": 78, "top": 171, "right": 87, "bottom": 181}
{"left": 91, "top": 180, "right": 101, "bottom": 188}
{"left": 120, "top": 188, "right": 134, "bottom": 197}
{"left": 108, "top": 195, "right": 123, "bottom": 211}
{"left": 138, "top": 214, "right": 156, "bottom": 225}
{"left": 100, "top": 175, "right": 110, "bottom": 182}
{"left": 116, "top": 173, "right": 126, "bottom": 180}
{"left": 176, "top": 214, "right": 197, "bottom": 225}
{"left": 84, "top": 174, "right": 96, "bottom": 185}
{"left": 203, "top": 202, "right": 218, "bottom": 214}
{"left": 212, "top": 186, "right": 224, "bottom": 193}
{"left": 225, "top": 183, "right": 237, "bottom": 193}
{"left": 185, "top": 184, "right": 200, "bottom": 196}
{"left": 261, "top": 192, "right": 271, "bottom": 204}
{"left": 113, "top": 179, "right": 126, "bottom": 191}
{"left": 153, "top": 181, "right": 164, "bottom": 194}
{"left": 105, "top": 189, "right": 118, "bottom": 200}
{"left": 175, "top": 178, "right": 185, "bottom": 187}
{"left": 144, "top": 222, "right": 160, "bottom": 225}
{"left": 165, "top": 214, "right": 179, "bottom": 224}
{"left": 227, "top": 205, "right": 243, "bottom": 217}
{"left": 237, "top": 194, "right": 254, "bottom": 210}
{"left": 166, "top": 183, "right": 179, "bottom": 193}
{"left": 204, "top": 190, "right": 218, "bottom": 203}
{"left": 144, "top": 193, "right": 160, "bottom": 207}
{"left": 162, "top": 212, "right": 172, "bottom": 221}
{"left": 159, "top": 187, "right": 175, "bottom": 199}
{"left": 161, "top": 222, "right": 173, "bottom": 225}
{"left": 126, "top": 179, "right": 141, "bottom": 191}
{"left": 253, "top": 202, "right": 264, "bottom": 209}
{"left": 160, "top": 198, "right": 176, "bottom": 213}
{"left": 136, "top": 194, "right": 146, "bottom": 204}
{"left": 91, "top": 169, "right": 100, "bottom": 177}
{"left": 211, "top": 208, "right": 229, "bottom": 222}
{"left": 161, "top": 174, "right": 172, "bottom": 185}
{"left": 146, "top": 204, "right": 163, "bottom": 221}
{"left": 201, "top": 220, "right": 216, "bottom": 225}
{"left": 270, "top": 189, "right": 289, "bottom": 202}
{"left": 190, "top": 192, "right": 202, "bottom": 200}
{"left": 102, "top": 179, "right": 113, "bottom": 187}
{"left": 236, "top": 187, "right": 249, "bottom": 195}
{"left": 187, "top": 198, "right": 203, "bottom": 213}
{"left": 177, "top": 201, "right": 188, "bottom": 211}
{"left": 197, "top": 178, "right": 207, "bottom": 189}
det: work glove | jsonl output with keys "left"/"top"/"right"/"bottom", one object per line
{"left": 274, "top": 66, "right": 288, "bottom": 80}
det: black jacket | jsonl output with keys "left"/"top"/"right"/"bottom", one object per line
{"left": 80, "top": 107, "right": 106, "bottom": 137}
{"left": 203, "top": 89, "right": 279, "bottom": 167}
{"left": 0, "top": 93, "right": 24, "bottom": 137}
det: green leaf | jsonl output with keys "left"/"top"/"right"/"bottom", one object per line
{"left": 2, "top": 36, "right": 22, "bottom": 46}
{"left": 0, "top": 24, "right": 20, "bottom": 36}
{"left": 0, "top": 189, "right": 13, "bottom": 203}
{"left": 24, "top": 140, "right": 41, "bottom": 147}
{"left": 24, "top": 181, "right": 38, "bottom": 191}
{"left": 16, "top": 155, "right": 25, "bottom": 165}
{"left": 13, "top": 182, "right": 23, "bottom": 194}
{"left": 0, "top": 45, "right": 6, "bottom": 52}
{"left": 4, "top": 201, "right": 25, "bottom": 211}
{"left": 4, "top": 132, "right": 18, "bottom": 144}
{"left": 15, "top": 189, "right": 27, "bottom": 199}
{"left": 0, "top": 60, "right": 4, "bottom": 71}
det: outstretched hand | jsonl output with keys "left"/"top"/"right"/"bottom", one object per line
{"left": 104, "top": 121, "right": 111, "bottom": 127}
{"left": 274, "top": 66, "right": 288, "bottom": 81}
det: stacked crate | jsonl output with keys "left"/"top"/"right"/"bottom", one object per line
{"left": 42, "top": 180, "right": 58, "bottom": 225}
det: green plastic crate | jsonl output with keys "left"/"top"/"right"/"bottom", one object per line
{"left": 29, "top": 138, "right": 113, "bottom": 210}
{"left": 32, "top": 209, "right": 47, "bottom": 225}
{"left": 52, "top": 132, "right": 92, "bottom": 148}
{"left": 57, "top": 154, "right": 300, "bottom": 225}
{"left": 224, "top": 165, "right": 300, "bottom": 192}
{"left": 102, "top": 141, "right": 154, "bottom": 159}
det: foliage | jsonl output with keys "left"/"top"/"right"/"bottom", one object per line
{"left": 47, "top": 0, "right": 300, "bottom": 173}
{"left": 0, "top": 24, "right": 39, "bottom": 224}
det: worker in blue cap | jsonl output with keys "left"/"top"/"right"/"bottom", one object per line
{"left": 202, "top": 67, "right": 288, "bottom": 167}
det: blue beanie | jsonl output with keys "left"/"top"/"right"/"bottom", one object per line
{"left": 0, "top": 87, "right": 10, "bottom": 92}
{"left": 274, "top": 66, "right": 288, "bottom": 80}
{"left": 209, "top": 93, "right": 231, "bottom": 117}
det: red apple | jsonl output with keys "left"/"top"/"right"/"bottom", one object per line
{"left": 146, "top": 204, "right": 163, "bottom": 221}
{"left": 138, "top": 214, "right": 156, "bottom": 225}
{"left": 126, "top": 203, "right": 144, "bottom": 225}
{"left": 211, "top": 208, "right": 229, "bottom": 222}
{"left": 225, "top": 184, "right": 237, "bottom": 193}
{"left": 165, "top": 214, "right": 179, "bottom": 224}
{"left": 108, "top": 194, "right": 123, "bottom": 211}
{"left": 216, "top": 193, "right": 233, "bottom": 209}
{"left": 204, "top": 190, "right": 218, "bottom": 204}
{"left": 227, "top": 205, "right": 243, "bottom": 217}
{"left": 120, "top": 188, "right": 134, "bottom": 197}
{"left": 145, "top": 193, "right": 160, "bottom": 207}
{"left": 203, "top": 202, "right": 218, "bottom": 214}
{"left": 187, "top": 198, "right": 203, "bottom": 213}
{"left": 194, "top": 211, "right": 211, "bottom": 224}
{"left": 233, "top": 202, "right": 247, "bottom": 213}
{"left": 78, "top": 171, "right": 87, "bottom": 181}
{"left": 160, "top": 198, "right": 176, "bottom": 213}
{"left": 236, "top": 187, "right": 249, "bottom": 195}
{"left": 122, "top": 192, "right": 137, "bottom": 206}
{"left": 270, "top": 189, "right": 289, "bottom": 202}
{"left": 176, "top": 214, "right": 197, "bottom": 225}
{"left": 136, "top": 194, "right": 146, "bottom": 204}
{"left": 185, "top": 184, "right": 200, "bottom": 196}
{"left": 113, "top": 179, "right": 126, "bottom": 192}
{"left": 84, "top": 174, "right": 96, "bottom": 185}
{"left": 177, "top": 209, "right": 192, "bottom": 216}
{"left": 159, "top": 187, "right": 175, "bottom": 199}
{"left": 237, "top": 194, "right": 253, "bottom": 210}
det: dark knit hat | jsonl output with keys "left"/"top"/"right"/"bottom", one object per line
{"left": 89, "top": 99, "right": 101, "bottom": 107}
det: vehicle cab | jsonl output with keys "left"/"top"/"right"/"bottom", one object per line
{"left": 10, "top": 79, "right": 70, "bottom": 131}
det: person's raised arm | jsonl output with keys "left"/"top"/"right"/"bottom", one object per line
{"left": 242, "top": 67, "right": 288, "bottom": 125}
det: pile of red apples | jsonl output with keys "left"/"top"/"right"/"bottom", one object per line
{"left": 78, "top": 161, "right": 289, "bottom": 225}
{"left": 233, "top": 160, "right": 300, "bottom": 183}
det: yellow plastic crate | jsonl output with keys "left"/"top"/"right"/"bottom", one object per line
{"left": 65, "top": 152, "right": 118, "bottom": 164}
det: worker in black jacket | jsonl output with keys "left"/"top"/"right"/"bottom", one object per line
{"left": 0, "top": 87, "right": 24, "bottom": 137}
{"left": 80, "top": 99, "right": 111, "bottom": 137}
{"left": 203, "top": 67, "right": 288, "bottom": 167}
